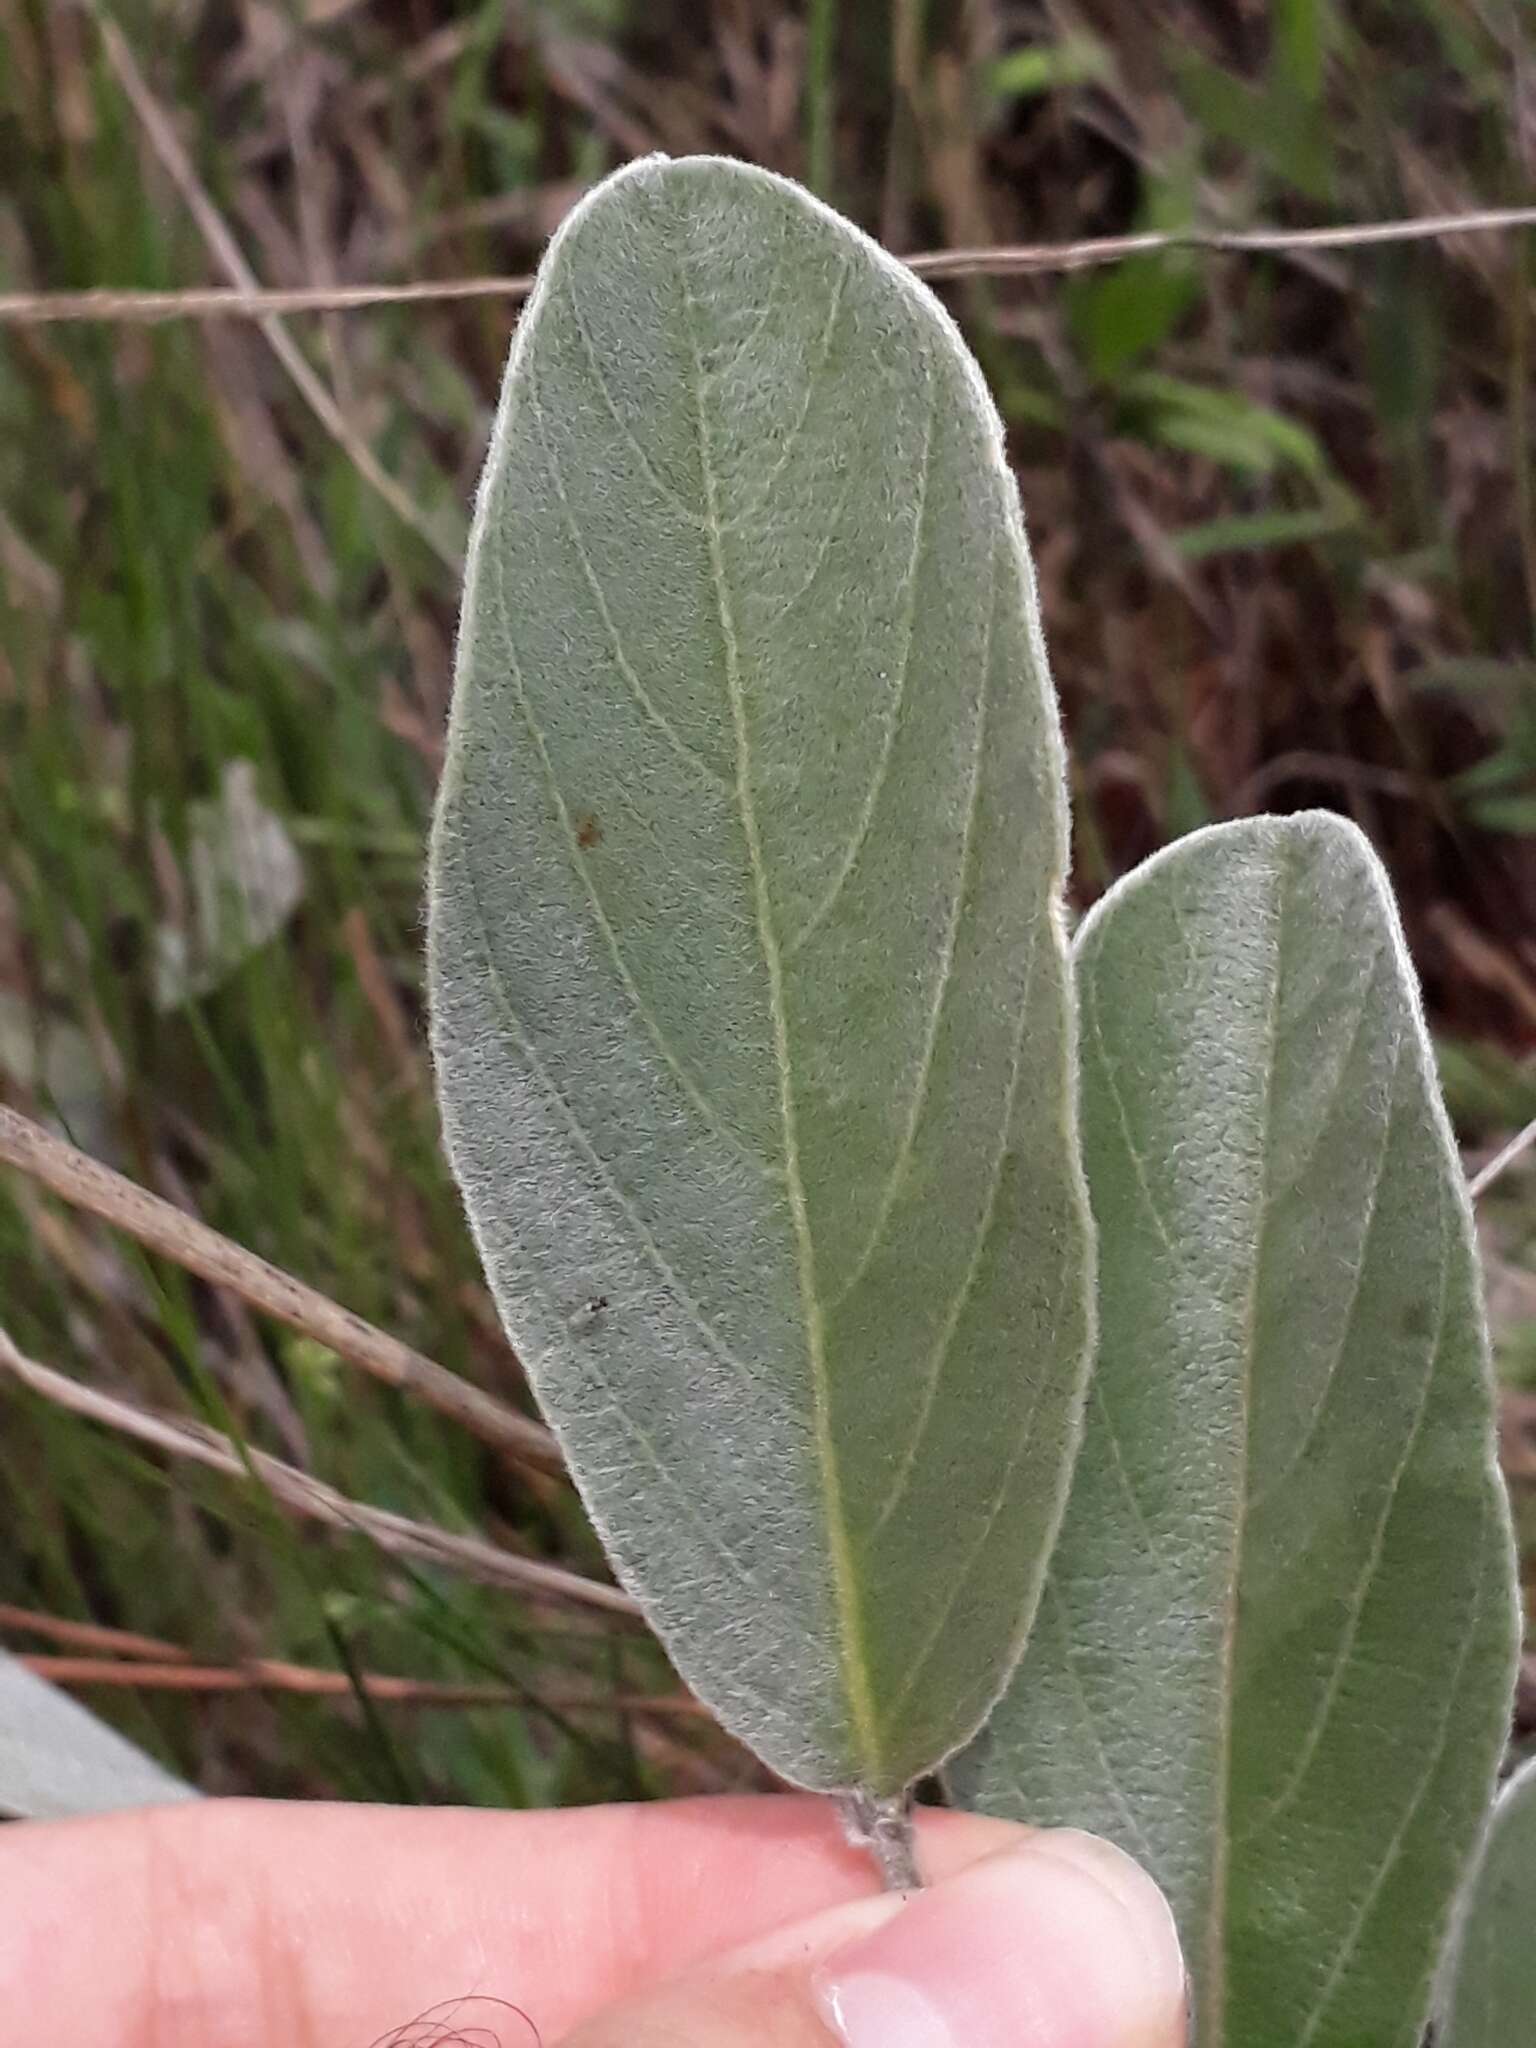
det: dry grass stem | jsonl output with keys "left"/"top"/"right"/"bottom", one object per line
{"left": 1469, "top": 1114, "right": 1536, "bottom": 1200}
{"left": 2, "top": 204, "right": 1533, "bottom": 326}
{"left": 11, "top": 1650, "right": 702, "bottom": 1715}
{"left": 0, "top": 1106, "right": 562, "bottom": 1475}
{"left": 0, "top": 1323, "right": 631, "bottom": 1617}
{"left": 89, "top": 7, "right": 457, "bottom": 564}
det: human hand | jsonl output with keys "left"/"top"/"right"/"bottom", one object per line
{"left": 1, "top": 1794, "right": 1185, "bottom": 2046}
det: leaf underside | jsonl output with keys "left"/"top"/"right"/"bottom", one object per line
{"left": 429, "top": 155, "right": 1092, "bottom": 1794}
{"left": 0, "top": 1648, "right": 196, "bottom": 1820}
{"left": 1439, "top": 1758, "right": 1536, "bottom": 2048}
{"left": 956, "top": 813, "right": 1517, "bottom": 2046}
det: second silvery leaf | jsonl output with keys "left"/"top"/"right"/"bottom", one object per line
{"left": 429, "top": 156, "right": 1092, "bottom": 1795}
{"left": 957, "top": 813, "right": 1518, "bottom": 2046}
{"left": 1438, "top": 1759, "right": 1536, "bottom": 2048}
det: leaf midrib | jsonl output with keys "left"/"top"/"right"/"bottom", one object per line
{"left": 671, "top": 218, "right": 883, "bottom": 1786}
{"left": 1205, "top": 839, "right": 1292, "bottom": 2043}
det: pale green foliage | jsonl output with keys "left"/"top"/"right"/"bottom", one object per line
{"left": 429, "top": 154, "right": 1093, "bottom": 1796}
{"left": 956, "top": 814, "right": 1518, "bottom": 2047}
{"left": 0, "top": 1648, "right": 195, "bottom": 1820}
{"left": 1439, "top": 1759, "right": 1536, "bottom": 2047}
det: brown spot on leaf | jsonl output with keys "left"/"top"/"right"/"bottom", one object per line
{"left": 576, "top": 812, "right": 602, "bottom": 849}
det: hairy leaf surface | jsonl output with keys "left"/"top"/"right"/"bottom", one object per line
{"left": 429, "top": 155, "right": 1092, "bottom": 1793}
{"left": 1439, "top": 1759, "right": 1536, "bottom": 2048}
{"left": 957, "top": 813, "right": 1517, "bottom": 2044}
{"left": 0, "top": 1649, "right": 195, "bottom": 1819}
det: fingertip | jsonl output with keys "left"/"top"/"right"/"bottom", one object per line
{"left": 816, "top": 1829, "right": 1186, "bottom": 2048}
{"left": 908, "top": 1803, "right": 1035, "bottom": 1884}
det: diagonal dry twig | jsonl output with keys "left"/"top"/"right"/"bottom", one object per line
{"left": 0, "top": 1104, "right": 561, "bottom": 1474}
{"left": 0, "top": 1323, "right": 628, "bottom": 1616}
{"left": 1468, "top": 1113, "right": 1536, "bottom": 1200}
{"left": 87, "top": 7, "right": 457, "bottom": 566}
{"left": 2, "top": 204, "right": 1534, "bottom": 327}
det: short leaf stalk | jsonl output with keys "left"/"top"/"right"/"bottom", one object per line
{"left": 840, "top": 1788, "right": 923, "bottom": 1893}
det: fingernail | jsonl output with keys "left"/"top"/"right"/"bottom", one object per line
{"left": 814, "top": 1831, "right": 1185, "bottom": 2048}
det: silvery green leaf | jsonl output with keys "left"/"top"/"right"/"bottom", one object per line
{"left": 1439, "top": 1759, "right": 1536, "bottom": 2047}
{"left": 956, "top": 812, "right": 1518, "bottom": 2044}
{"left": 429, "top": 155, "right": 1092, "bottom": 1795}
{"left": 0, "top": 1648, "right": 196, "bottom": 1819}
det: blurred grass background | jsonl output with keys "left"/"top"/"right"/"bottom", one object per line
{"left": 0, "top": 0, "right": 1533, "bottom": 1804}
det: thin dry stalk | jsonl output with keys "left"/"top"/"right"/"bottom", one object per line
{"left": 0, "top": 1105, "right": 561, "bottom": 1474}
{"left": 0, "top": 1603, "right": 190, "bottom": 1662}
{"left": 2, "top": 205, "right": 1533, "bottom": 325}
{"left": 0, "top": 1324, "right": 632, "bottom": 1617}
{"left": 11, "top": 1651, "right": 703, "bottom": 1715}
{"left": 910, "top": 205, "right": 1536, "bottom": 277}
{"left": 1469, "top": 1114, "right": 1536, "bottom": 1200}
{"left": 88, "top": 7, "right": 457, "bottom": 566}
